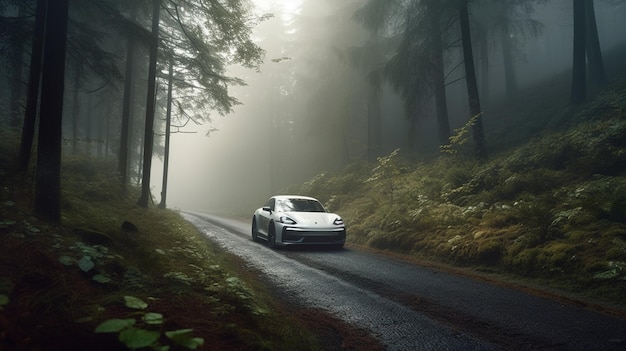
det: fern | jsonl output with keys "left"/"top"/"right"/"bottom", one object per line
{"left": 366, "top": 149, "right": 401, "bottom": 202}
{"left": 440, "top": 113, "right": 481, "bottom": 155}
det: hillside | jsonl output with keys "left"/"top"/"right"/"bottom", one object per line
{"left": 284, "top": 74, "right": 626, "bottom": 308}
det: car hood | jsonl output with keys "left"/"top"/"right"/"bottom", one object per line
{"left": 283, "top": 212, "right": 340, "bottom": 226}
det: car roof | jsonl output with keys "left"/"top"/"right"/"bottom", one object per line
{"left": 271, "top": 195, "right": 318, "bottom": 201}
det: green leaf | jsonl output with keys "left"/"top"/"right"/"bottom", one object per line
{"left": 124, "top": 295, "right": 148, "bottom": 310}
{"left": 95, "top": 318, "right": 136, "bottom": 333}
{"left": 92, "top": 274, "right": 112, "bottom": 284}
{"left": 165, "top": 329, "right": 193, "bottom": 337}
{"left": 593, "top": 269, "right": 620, "bottom": 280}
{"left": 142, "top": 312, "right": 164, "bottom": 325}
{"left": 118, "top": 327, "right": 160, "bottom": 349}
{"left": 59, "top": 255, "right": 74, "bottom": 266}
{"left": 165, "top": 329, "right": 204, "bottom": 349}
{"left": 78, "top": 256, "right": 95, "bottom": 272}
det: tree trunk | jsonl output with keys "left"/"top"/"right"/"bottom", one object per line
{"left": 367, "top": 72, "right": 382, "bottom": 162}
{"left": 570, "top": 0, "right": 586, "bottom": 104}
{"left": 478, "top": 26, "right": 490, "bottom": 105}
{"left": 159, "top": 58, "right": 173, "bottom": 209}
{"left": 86, "top": 93, "right": 93, "bottom": 156}
{"left": 104, "top": 95, "right": 111, "bottom": 160}
{"left": 34, "top": 0, "right": 69, "bottom": 222}
{"left": 9, "top": 5, "right": 25, "bottom": 129}
{"left": 119, "top": 4, "right": 137, "bottom": 194}
{"left": 460, "top": 1, "right": 486, "bottom": 159}
{"left": 71, "top": 66, "right": 81, "bottom": 154}
{"left": 501, "top": 20, "right": 517, "bottom": 101}
{"left": 585, "top": 0, "right": 606, "bottom": 89}
{"left": 431, "top": 10, "right": 451, "bottom": 146}
{"left": 137, "top": 0, "right": 161, "bottom": 208}
{"left": 18, "top": 0, "right": 47, "bottom": 172}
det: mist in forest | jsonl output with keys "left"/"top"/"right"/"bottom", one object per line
{"left": 4, "top": 0, "right": 624, "bottom": 216}
{"left": 148, "top": 0, "right": 625, "bottom": 215}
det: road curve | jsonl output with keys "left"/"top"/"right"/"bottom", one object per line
{"left": 182, "top": 212, "right": 626, "bottom": 350}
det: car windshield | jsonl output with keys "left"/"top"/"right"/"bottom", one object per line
{"left": 278, "top": 198, "right": 326, "bottom": 213}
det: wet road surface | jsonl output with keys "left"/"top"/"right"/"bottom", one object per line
{"left": 182, "top": 212, "right": 626, "bottom": 350}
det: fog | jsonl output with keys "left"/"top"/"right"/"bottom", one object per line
{"left": 147, "top": 0, "right": 626, "bottom": 215}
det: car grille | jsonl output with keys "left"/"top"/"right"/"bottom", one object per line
{"left": 282, "top": 228, "right": 346, "bottom": 243}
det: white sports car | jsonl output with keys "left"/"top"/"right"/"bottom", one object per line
{"left": 251, "top": 195, "right": 346, "bottom": 249}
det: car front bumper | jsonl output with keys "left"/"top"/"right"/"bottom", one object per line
{"left": 280, "top": 226, "right": 346, "bottom": 245}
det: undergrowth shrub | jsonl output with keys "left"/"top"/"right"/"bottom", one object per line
{"left": 477, "top": 239, "right": 503, "bottom": 264}
{"left": 366, "top": 149, "right": 401, "bottom": 203}
{"left": 283, "top": 108, "right": 626, "bottom": 303}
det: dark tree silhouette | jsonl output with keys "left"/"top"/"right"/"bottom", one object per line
{"left": 119, "top": 3, "right": 138, "bottom": 194}
{"left": 137, "top": 0, "right": 161, "bottom": 208}
{"left": 585, "top": 0, "right": 606, "bottom": 89}
{"left": 460, "top": 0, "right": 486, "bottom": 159}
{"left": 7, "top": 3, "right": 26, "bottom": 128}
{"left": 356, "top": 0, "right": 454, "bottom": 147}
{"left": 17, "top": 0, "right": 47, "bottom": 172}
{"left": 34, "top": 0, "right": 70, "bottom": 222}
{"left": 159, "top": 57, "right": 174, "bottom": 209}
{"left": 428, "top": 0, "right": 451, "bottom": 146}
{"left": 480, "top": 0, "right": 545, "bottom": 102}
{"left": 570, "top": 0, "right": 586, "bottom": 104}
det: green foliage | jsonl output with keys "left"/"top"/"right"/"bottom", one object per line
{"left": 95, "top": 318, "right": 137, "bottom": 333}
{"left": 285, "top": 97, "right": 626, "bottom": 303}
{"left": 124, "top": 295, "right": 149, "bottom": 310}
{"left": 440, "top": 113, "right": 481, "bottom": 156}
{"left": 95, "top": 295, "right": 204, "bottom": 350}
{"left": 165, "top": 329, "right": 205, "bottom": 350}
{"left": 366, "top": 148, "right": 401, "bottom": 202}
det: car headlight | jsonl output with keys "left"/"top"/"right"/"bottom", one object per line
{"left": 333, "top": 217, "right": 344, "bottom": 225}
{"left": 279, "top": 216, "right": 296, "bottom": 224}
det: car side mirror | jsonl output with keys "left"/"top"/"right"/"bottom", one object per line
{"left": 262, "top": 206, "right": 272, "bottom": 213}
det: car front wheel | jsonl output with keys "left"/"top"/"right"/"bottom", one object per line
{"left": 251, "top": 217, "right": 259, "bottom": 242}
{"left": 268, "top": 224, "right": 276, "bottom": 248}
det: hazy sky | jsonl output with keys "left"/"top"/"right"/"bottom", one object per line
{"left": 150, "top": 0, "right": 304, "bottom": 214}
{"left": 252, "top": 0, "right": 302, "bottom": 20}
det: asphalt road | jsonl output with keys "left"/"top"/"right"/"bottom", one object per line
{"left": 182, "top": 212, "right": 626, "bottom": 351}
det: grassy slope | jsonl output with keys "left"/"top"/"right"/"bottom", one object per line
{"left": 284, "top": 74, "right": 626, "bottom": 308}
{"left": 0, "top": 137, "right": 382, "bottom": 350}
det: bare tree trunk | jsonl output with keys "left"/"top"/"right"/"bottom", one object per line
{"left": 159, "top": 58, "right": 173, "bottom": 209}
{"left": 478, "top": 25, "right": 490, "bottom": 106}
{"left": 71, "top": 66, "right": 81, "bottom": 154}
{"left": 367, "top": 71, "right": 382, "bottom": 162}
{"left": 431, "top": 9, "right": 450, "bottom": 146}
{"left": 18, "top": 0, "right": 47, "bottom": 172}
{"left": 104, "top": 96, "right": 111, "bottom": 160}
{"left": 119, "top": 4, "right": 137, "bottom": 194}
{"left": 86, "top": 93, "right": 93, "bottom": 156}
{"left": 8, "top": 5, "right": 25, "bottom": 129}
{"left": 137, "top": 0, "right": 161, "bottom": 208}
{"left": 460, "top": 1, "right": 486, "bottom": 159}
{"left": 34, "top": 0, "right": 69, "bottom": 222}
{"left": 570, "top": 0, "right": 586, "bottom": 104}
{"left": 585, "top": 0, "right": 606, "bottom": 89}
{"left": 501, "top": 20, "right": 517, "bottom": 101}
